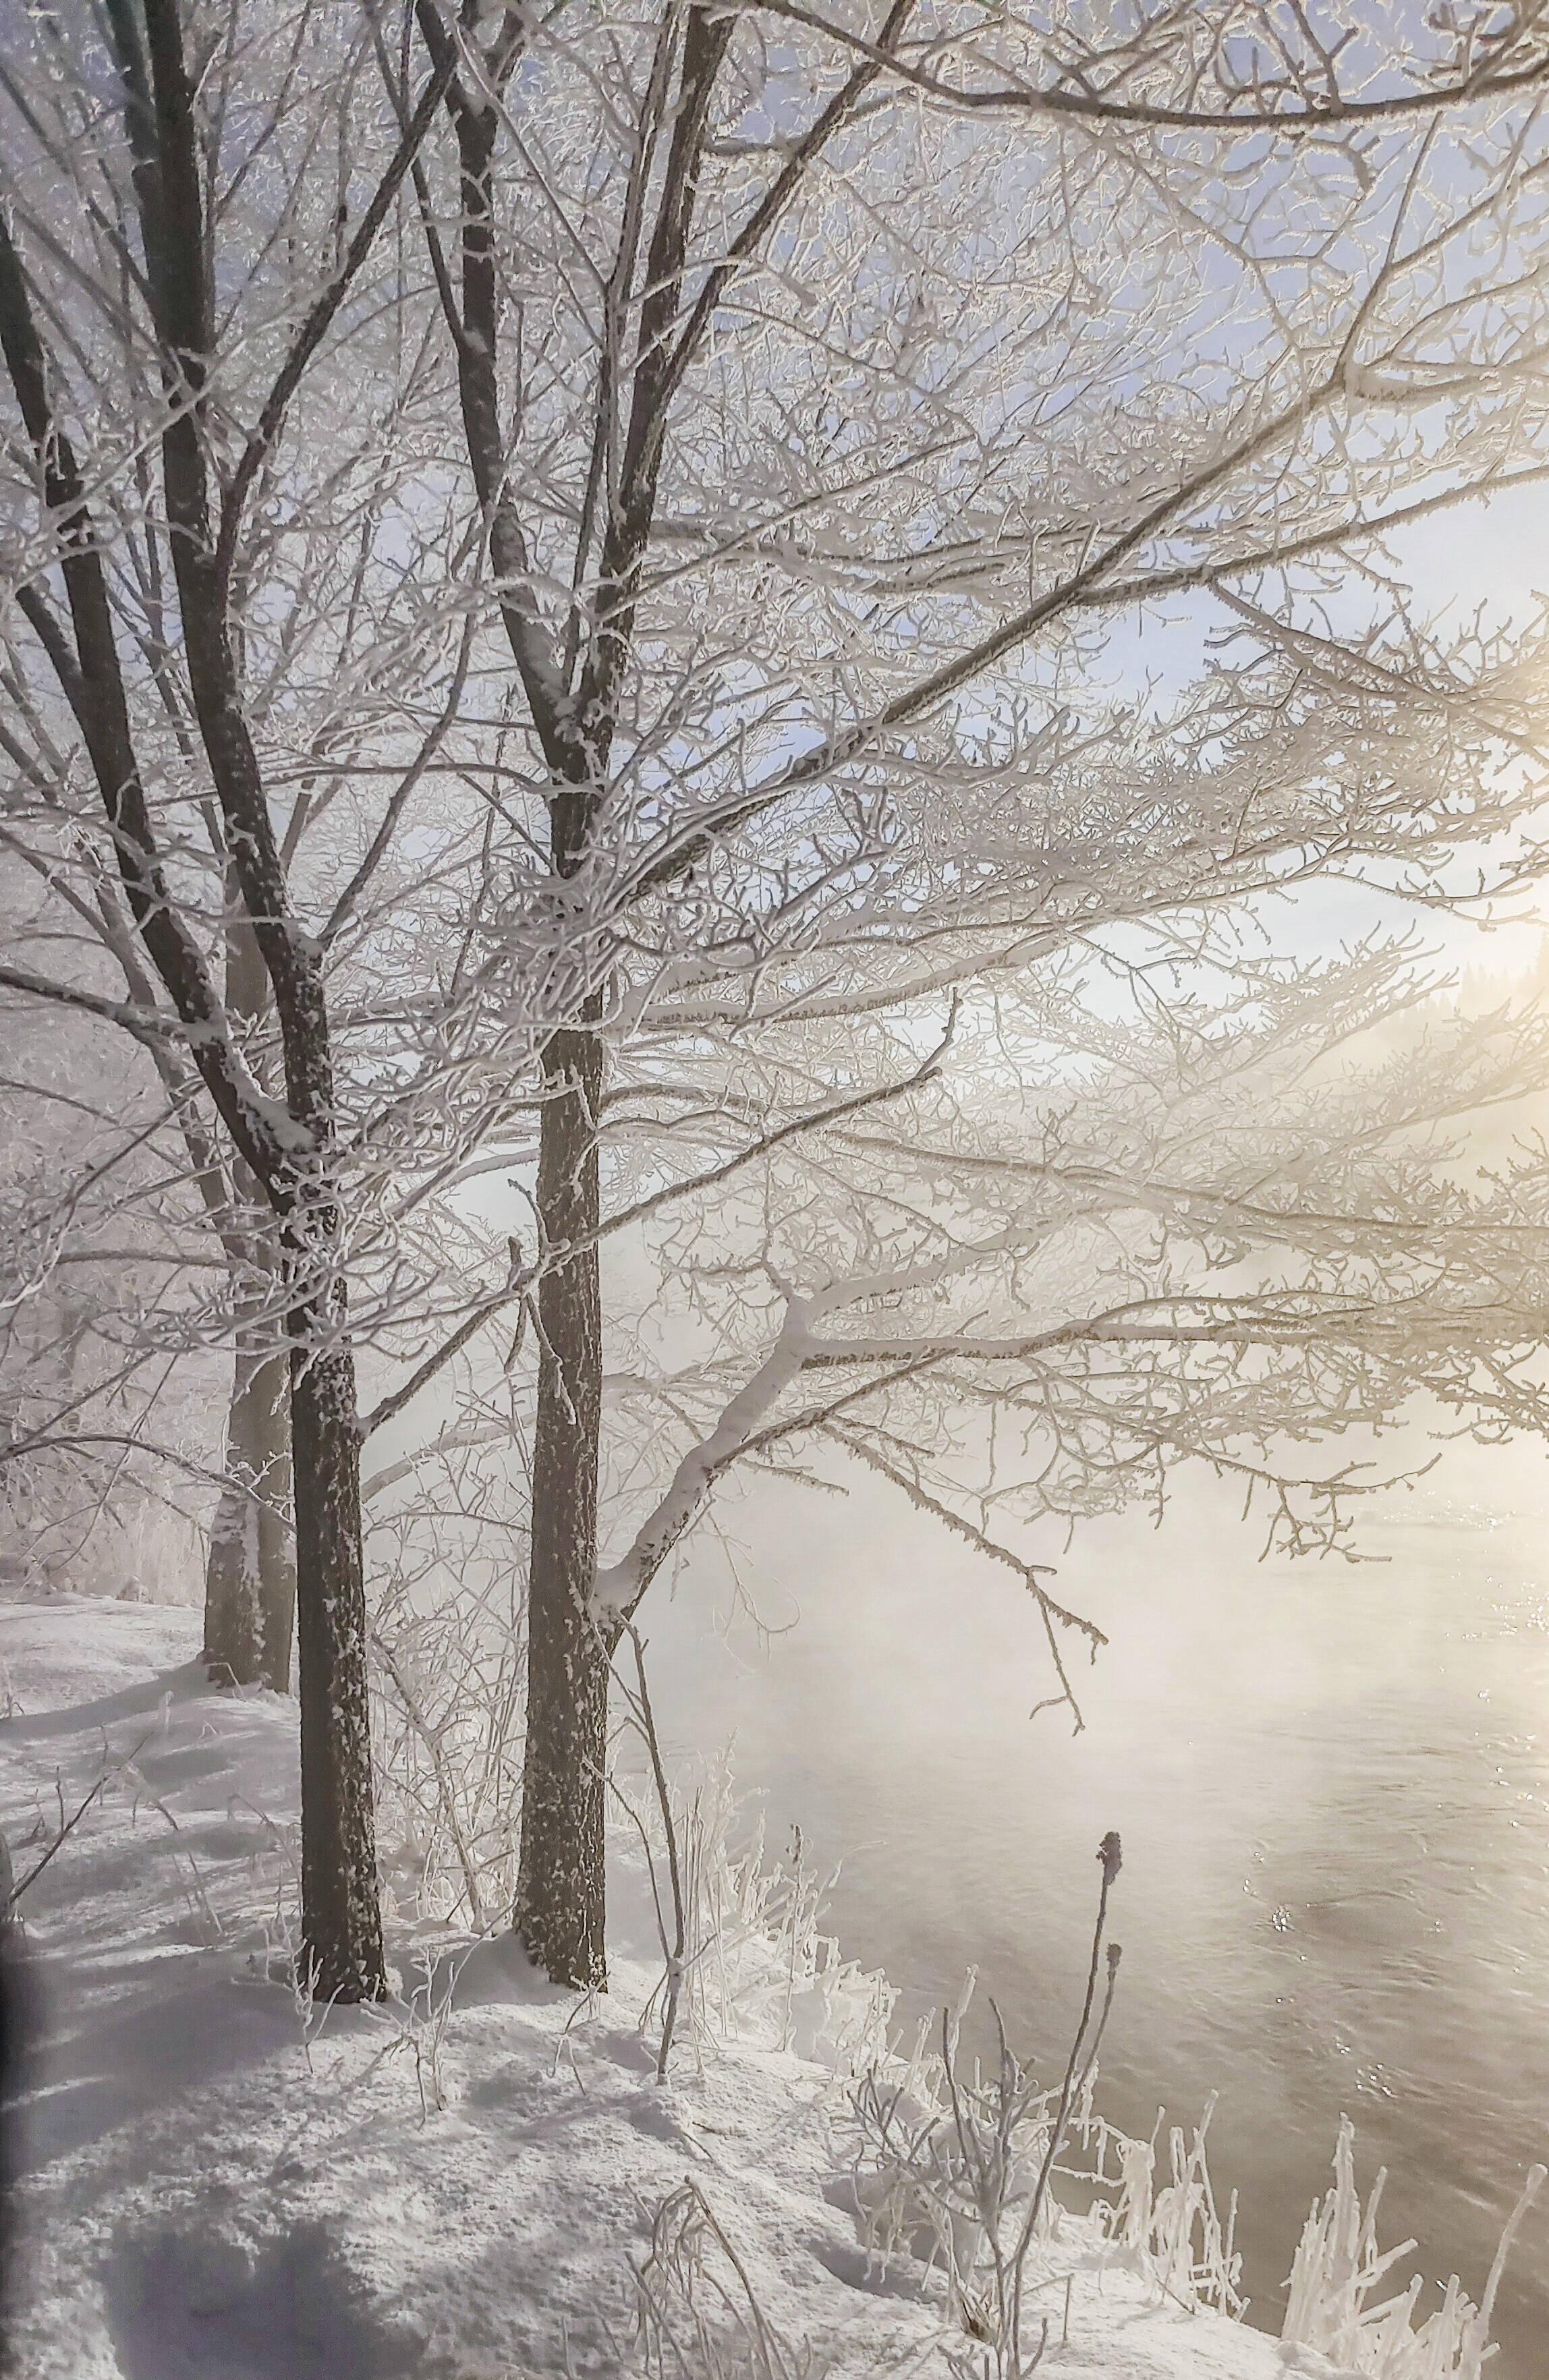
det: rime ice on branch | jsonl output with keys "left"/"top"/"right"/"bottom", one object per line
{"left": 5, "top": 1, "right": 1549, "bottom": 1986}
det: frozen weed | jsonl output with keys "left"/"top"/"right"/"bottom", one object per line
{"left": 634, "top": 2180, "right": 826, "bottom": 2380}
{"left": 1281, "top": 2116, "right": 1544, "bottom": 2379}
{"left": 367, "top": 1503, "right": 526, "bottom": 1932}
{"left": 846, "top": 1834, "right": 1248, "bottom": 2376}
{"left": 609, "top": 1727, "right": 894, "bottom": 2082}
{"left": 364, "top": 1945, "right": 461, "bottom": 2122}
{"left": 847, "top": 1836, "right": 1124, "bottom": 2380}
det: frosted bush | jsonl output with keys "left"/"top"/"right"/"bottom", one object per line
{"left": 1281, "top": 2116, "right": 1544, "bottom": 2380}
{"left": 368, "top": 1562, "right": 525, "bottom": 1932}
{"left": 1088, "top": 2091, "right": 1245, "bottom": 2317}
{"left": 847, "top": 1995, "right": 1243, "bottom": 2377}
{"left": 612, "top": 1743, "right": 895, "bottom": 2080}
{"left": 841, "top": 1841, "right": 1146, "bottom": 2380}
{"left": 691, "top": 1807, "right": 895, "bottom": 2072}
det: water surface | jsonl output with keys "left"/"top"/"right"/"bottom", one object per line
{"left": 648, "top": 1458, "right": 1549, "bottom": 2372}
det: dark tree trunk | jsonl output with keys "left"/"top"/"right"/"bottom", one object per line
{"left": 205, "top": 906, "right": 295, "bottom": 1693}
{"left": 515, "top": 1000, "right": 608, "bottom": 1990}
{"left": 430, "top": 5, "right": 737, "bottom": 1996}
{"left": 204, "top": 1338, "right": 294, "bottom": 1693}
{"left": 1, "top": 12, "right": 386, "bottom": 2013}
{"left": 289, "top": 1291, "right": 385, "bottom": 2003}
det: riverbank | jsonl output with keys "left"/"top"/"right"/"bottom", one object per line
{"left": 647, "top": 1468, "right": 1549, "bottom": 2373}
{"left": 0, "top": 1595, "right": 1517, "bottom": 2380}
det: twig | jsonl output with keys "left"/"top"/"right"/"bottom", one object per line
{"left": 615, "top": 1621, "right": 687, "bottom": 2080}
{"left": 7, "top": 1726, "right": 156, "bottom": 1908}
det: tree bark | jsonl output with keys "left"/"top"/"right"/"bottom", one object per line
{"left": 289, "top": 1283, "right": 385, "bottom": 2003}
{"left": 203, "top": 1336, "right": 294, "bottom": 1694}
{"left": 514, "top": 998, "right": 608, "bottom": 1989}
{"left": 204, "top": 915, "right": 295, "bottom": 1697}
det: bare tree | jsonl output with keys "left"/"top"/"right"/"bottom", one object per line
{"left": 7, "top": 0, "right": 1549, "bottom": 2007}
{"left": 0, "top": 834, "right": 294, "bottom": 1674}
{"left": 0, "top": 0, "right": 482, "bottom": 1998}
{"left": 388, "top": 0, "right": 1549, "bottom": 1984}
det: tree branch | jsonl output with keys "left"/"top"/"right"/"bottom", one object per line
{"left": 0, "top": 962, "right": 194, "bottom": 1046}
{"left": 215, "top": 36, "right": 461, "bottom": 591}
{"left": 745, "top": 1, "right": 1549, "bottom": 133}
{"left": 356, "top": 1011, "right": 955, "bottom": 1438}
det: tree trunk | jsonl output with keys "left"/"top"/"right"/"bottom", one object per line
{"left": 515, "top": 1000, "right": 608, "bottom": 1990}
{"left": 289, "top": 1295, "right": 385, "bottom": 2003}
{"left": 204, "top": 1338, "right": 295, "bottom": 1693}
{"left": 206, "top": 899, "right": 294, "bottom": 1694}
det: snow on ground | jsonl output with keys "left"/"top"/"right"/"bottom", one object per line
{"left": 0, "top": 1596, "right": 1336, "bottom": 2380}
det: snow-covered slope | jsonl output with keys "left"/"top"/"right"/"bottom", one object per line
{"left": 0, "top": 1597, "right": 1332, "bottom": 2380}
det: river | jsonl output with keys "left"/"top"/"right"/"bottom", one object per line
{"left": 647, "top": 1448, "right": 1549, "bottom": 2374}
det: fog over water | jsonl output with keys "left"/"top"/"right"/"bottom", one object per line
{"left": 646, "top": 1443, "right": 1549, "bottom": 2375}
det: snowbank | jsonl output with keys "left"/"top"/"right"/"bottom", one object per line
{"left": 0, "top": 1599, "right": 1372, "bottom": 2379}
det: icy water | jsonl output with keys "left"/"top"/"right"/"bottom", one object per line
{"left": 650, "top": 1457, "right": 1549, "bottom": 2375}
